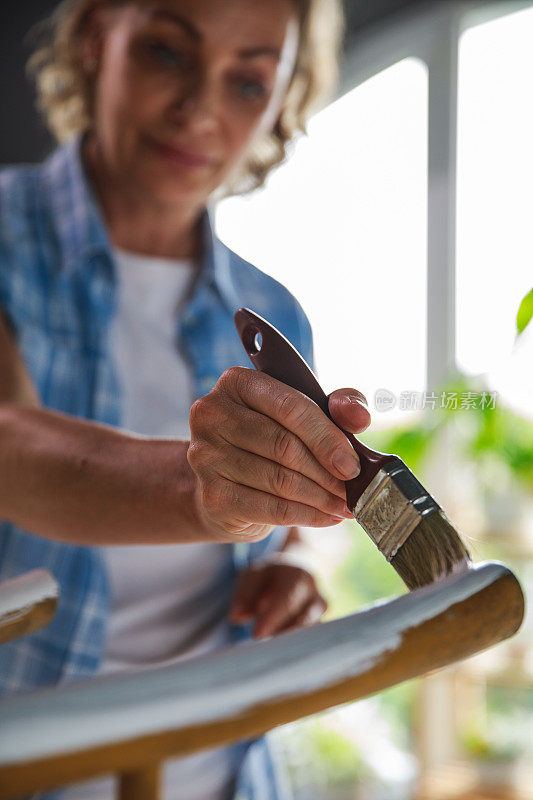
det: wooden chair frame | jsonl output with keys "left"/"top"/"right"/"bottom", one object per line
{"left": 0, "top": 562, "right": 524, "bottom": 800}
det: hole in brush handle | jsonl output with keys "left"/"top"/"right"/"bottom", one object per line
{"left": 240, "top": 323, "right": 263, "bottom": 356}
{"left": 235, "top": 308, "right": 330, "bottom": 414}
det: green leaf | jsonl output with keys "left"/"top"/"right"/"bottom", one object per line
{"left": 516, "top": 287, "right": 533, "bottom": 336}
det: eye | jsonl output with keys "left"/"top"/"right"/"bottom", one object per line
{"left": 147, "top": 40, "right": 187, "bottom": 69}
{"left": 236, "top": 79, "right": 267, "bottom": 101}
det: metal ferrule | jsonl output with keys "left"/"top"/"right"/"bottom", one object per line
{"left": 352, "top": 459, "right": 441, "bottom": 560}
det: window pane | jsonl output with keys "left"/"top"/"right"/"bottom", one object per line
{"left": 457, "top": 7, "right": 533, "bottom": 417}
{"left": 216, "top": 58, "right": 428, "bottom": 426}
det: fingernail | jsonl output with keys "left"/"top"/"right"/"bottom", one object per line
{"left": 336, "top": 503, "right": 353, "bottom": 519}
{"left": 344, "top": 393, "right": 368, "bottom": 408}
{"left": 332, "top": 449, "right": 360, "bottom": 479}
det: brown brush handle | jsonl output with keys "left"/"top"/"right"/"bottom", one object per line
{"left": 234, "top": 308, "right": 396, "bottom": 508}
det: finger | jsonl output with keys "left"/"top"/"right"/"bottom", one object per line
{"left": 208, "top": 440, "right": 351, "bottom": 519}
{"left": 252, "top": 577, "right": 311, "bottom": 638}
{"left": 200, "top": 476, "right": 347, "bottom": 535}
{"left": 207, "top": 400, "right": 346, "bottom": 499}
{"left": 229, "top": 567, "right": 267, "bottom": 623}
{"left": 328, "top": 389, "right": 371, "bottom": 434}
{"left": 218, "top": 368, "right": 361, "bottom": 481}
{"left": 278, "top": 597, "right": 327, "bottom": 634}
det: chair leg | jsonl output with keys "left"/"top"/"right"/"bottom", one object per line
{"left": 118, "top": 763, "right": 161, "bottom": 800}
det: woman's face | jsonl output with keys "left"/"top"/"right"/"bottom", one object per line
{"left": 87, "top": 0, "right": 298, "bottom": 207}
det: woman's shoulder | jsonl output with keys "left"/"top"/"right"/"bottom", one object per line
{"left": 0, "top": 159, "right": 56, "bottom": 255}
{"left": 0, "top": 161, "right": 43, "bottom": 227}
{"left": 220, "top": 241, "right": 314, "bottom": 366}
{"left": 0, "top": 157, "right": 63, "bottom": 324}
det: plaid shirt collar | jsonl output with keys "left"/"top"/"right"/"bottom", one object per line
{"left": 43, "top": 134, "right": 240, "bottom": 313}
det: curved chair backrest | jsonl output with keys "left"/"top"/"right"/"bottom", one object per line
{"left": 0, "top": 562, "right": 524, "bottom": 800}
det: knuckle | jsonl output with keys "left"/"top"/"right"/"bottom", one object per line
{"left": 201, "top": 480, "right": 228, "bottom": 516}
{"left": 270, "top": 465, "right": 298, "bottom": 499}
{"left": 189, "top": 396, "right": 216, "bottom": 430}
{"left": 188, "top": 397, "right": 204, "bottom": 428}
{"left": 274, "top": 496, "right": 295, "bottom": 526}
{"left": 190, "top": 394, "right": 232, "bottom": 434}
{"left": 324, "top": 492, "right": 343, "bottom": 515}
{"left": 314, "top": 430, "right": 340, "bottom": 461}
{"left": 300, "top": 568, "right": 314, "bottom": 586}
{"left": 218, "top": 366, "right": 248, "bottom": 390}
{"left": 187, "top": 440, "right": 215, "bottom": 471}
{"left": 273, "top": 427, "right": 301, "bottom": 468}
{"left": 309, "top": 576, "right": 322, "bottom": 598}
{"left": 290, "top": 565, "right": 307, "bottom": 584}
{"left": 274, "top": 391, "right": 306, "bottom": 426}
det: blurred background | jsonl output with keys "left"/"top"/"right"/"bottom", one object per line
{"left": 2, "top": 0, "right": 532, "bottom": 798}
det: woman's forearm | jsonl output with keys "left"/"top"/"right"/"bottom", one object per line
{"left": 0, "top": 405, "right": 207, "bottom": 546}
{"left": 0, "top": 313, "right": 40, "bottom": 408}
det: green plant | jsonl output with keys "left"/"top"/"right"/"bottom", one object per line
{"left": 460, "top": 717, "right": 524, "bottom": 763}
{"left": 306, "top": 721, "right": 366, "bottom": 783}
{"left": 360, "top": 372, "right": 533, "bottom": 493}
{"left": 282, "top": 718, "right": 367, "bottom": 787}
{"left": 517, "top": 287, "right": 533, "bottom": 337}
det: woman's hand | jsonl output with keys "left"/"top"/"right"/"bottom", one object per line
{"left": 228, "top": 554, "right": 328, "bottom": 639}
{"left": 187, "top": 367, "right": 370, "bottom": 542}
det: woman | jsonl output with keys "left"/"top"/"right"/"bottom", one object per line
{"left": 0, "top": 1, "right": 371, "bottom": 798}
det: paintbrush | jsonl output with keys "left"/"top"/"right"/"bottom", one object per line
{"left": 235, "top": 308, "right": 471, "bottom": 590}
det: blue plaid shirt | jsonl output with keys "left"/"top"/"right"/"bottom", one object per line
{"left": 0, "top": 137, "right": 313, "bottom": 800}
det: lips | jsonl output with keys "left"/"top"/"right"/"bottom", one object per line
{"left": 145, "top": 135, "right": 214, "bottom": 169}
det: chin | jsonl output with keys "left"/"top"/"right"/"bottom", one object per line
{"left": 140, "top": 165, "right": 220, "bottom": 207}
{"left": 139, "top": 176, "right": 216, "bottom": 205}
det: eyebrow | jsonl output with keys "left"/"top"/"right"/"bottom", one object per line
{"left": 151, "top": 10, "right": 201, "bottom": 40}
{"left": 150, "top": 10, "right": 281, "bottom": 60}
{"left": 238, "top": 47, "right": 281, "bottom": 61}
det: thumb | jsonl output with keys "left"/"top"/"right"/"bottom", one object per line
{"left": 328, "top": 389, "right": 371, "bottom": 434}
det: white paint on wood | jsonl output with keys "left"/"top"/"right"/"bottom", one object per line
{"left": 0, "top": 563, "right": 508, "bottom": 766}
{"left": 0, "top": 569, "right": 58, "bottom": 620}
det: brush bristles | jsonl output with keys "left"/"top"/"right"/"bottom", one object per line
{"left": 390, "top": 510, "right": 471, "bottom": 590}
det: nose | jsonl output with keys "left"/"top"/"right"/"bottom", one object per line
{"left": 170, "top": 70, "right": 221, "bottom": 136}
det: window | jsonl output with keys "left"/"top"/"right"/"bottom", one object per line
{"left": 456, "top": 6, "right": 533, "bottom": 417}
{"left": 216, "top": 58, "right": 428, "bottom": 426}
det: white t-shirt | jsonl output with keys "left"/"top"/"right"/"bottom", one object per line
{"left": 62, "top": 249, "right": 239, "bottom": 800}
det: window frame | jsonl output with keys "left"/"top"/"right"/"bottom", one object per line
{"left": 341, "top": 0, "right": 533, "bottom": 391}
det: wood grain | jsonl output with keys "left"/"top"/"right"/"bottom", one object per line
{"left": 0, "top": 562, "right": 524, "bottom": 800}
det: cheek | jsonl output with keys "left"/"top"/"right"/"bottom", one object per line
{"left": 95, "top": 39, "right": 168, "bottom": 137}
{"left": 224, "top": 106, "right": 273, "bottom": 161}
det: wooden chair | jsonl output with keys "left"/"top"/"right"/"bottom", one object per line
{"left": 0, "top": 562, "right": 524, "bottom": 800}
{"left": 0, "top": 569, "right": 58, "bottom": 646}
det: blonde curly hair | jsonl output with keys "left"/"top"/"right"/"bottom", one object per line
{"left": 29, "top": 0, "right": 344, "bottom": 194}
